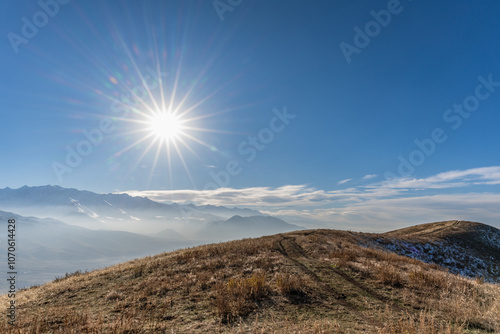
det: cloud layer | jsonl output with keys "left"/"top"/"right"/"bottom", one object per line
{"left": 122, "top": 166, "right": 500, "bottom": 232}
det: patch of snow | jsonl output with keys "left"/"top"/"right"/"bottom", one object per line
{"left": 71, "top": 199, "right": 100, "bottom": 219}
{"left": 367, "top": 237, "right": 500, "bottom": 283}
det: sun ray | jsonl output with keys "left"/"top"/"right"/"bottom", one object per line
{"left": 146, "top": 139, "right": 166, "bottom": 189}
{"left": 179, "top": 132, "right": 217, "bottom": 150}
{"left": 166, "top": 139, "right": 173, "bottom": 189}
{"left": 172, "top": 139, "right": 196, "bottom": 189}
{"left": 126, "top": 136, "right": 160, "bottom": 176}
{"left": 114, "top": 132, "right": 155, "bottom": 157}
{"left": 176, "top": 71, "right": 242, "bottom": 119}
{"left": 176, "top": 136, "right": 204, "bottom": 163}
{"left": 168, "top": 52, "right": 185, "bottom": 117}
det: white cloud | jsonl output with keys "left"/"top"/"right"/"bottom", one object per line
{"left": 123, "top": 185, "right": 346, "bottom": 208}
{"left": 338, "top": 178, "right": 352, "bottom": 185}
{"left": 121, "top": 166, "right": 500, "bottom": 231}
{"left": 380, "top": 166, "right": 500, "bottom": 189}
{"left": 362, "top": 174, "right": 377, "bottom": 180}
{"left": 266, "top": 192, "right": 500, "bottom": 232}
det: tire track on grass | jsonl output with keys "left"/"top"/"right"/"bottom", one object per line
{"left": 276, "top": 236, "right": 366, "bottom": 319}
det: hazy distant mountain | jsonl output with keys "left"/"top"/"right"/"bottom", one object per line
{"left": 149, "top": 228, "right": 187, "bottom": 240}
{"left": 0, "top": 210, "right": 196, "bottom": 291}
{"left": 0, "top": 185, "right": 263, "bottom": 234}
{"left": 191, "top": 215, "right": 305, "bottom": 241}
{"left": 0, "top": 210, "right": 190, "bottom": 260}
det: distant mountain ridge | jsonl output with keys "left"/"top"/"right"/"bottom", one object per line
{"left": 0, "top": 185, "right": 264, "bottom": 234}
{"left": 0, "top": 185, "right": 260, "bottom": 217}
{"left": 192, "top": 215, "right": 305, "bottom": 241}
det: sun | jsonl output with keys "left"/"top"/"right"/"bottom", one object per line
{"left": 146, "top": 112, "right": 184, "bottom": 141}
{"left": 110, "top": 64, "right": 223, "bottom": 189}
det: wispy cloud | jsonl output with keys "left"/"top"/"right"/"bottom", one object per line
{"left": 263, "top": 192, "right": 500, "bottom": 232}
{"left": 362, "top": 174, "right": 377, "bottom": 180}
{"left": 121, "top": 166, "right": 500, "bottom": 231}
{"left": 338, "top": 178, "right": 352, "bottom": 185}
{"left": 379, "top": 166, "right": 500, "bottom": 189}
{"left": 124, "top": 185, "right": 344, "bottom": 208}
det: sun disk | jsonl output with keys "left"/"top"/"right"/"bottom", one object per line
{"left": 147, "top": 112, "right": 183, "bottom": 141}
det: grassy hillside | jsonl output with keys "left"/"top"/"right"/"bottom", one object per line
{"left": 1, "top": 221, "right": 499, "bottom": 333}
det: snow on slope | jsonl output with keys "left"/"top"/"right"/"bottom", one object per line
{"left": 366, "top": 221, "right": 500, "bottom": 283}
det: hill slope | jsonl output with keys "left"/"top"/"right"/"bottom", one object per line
{"left": 1, "top": 222, "right": 499, "bottom": 333}
{"left": 376, "top": 220, "right": 500, "bottom": 282}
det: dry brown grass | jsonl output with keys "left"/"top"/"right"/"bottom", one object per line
{"left": 378, "top": 310, "right": 465, "bottom": 334}
{"left": 275, "top": 273, "right": 303, "bottom": 295}
{"left": 375, "top": 265, "right": 405, "bottom": 287}
{"left": 214, "top": 270, "right": 269, "bottom": 321}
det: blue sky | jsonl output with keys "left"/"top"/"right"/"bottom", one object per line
{"left": 1, "top": 0, "right": 500, "bottom": 229}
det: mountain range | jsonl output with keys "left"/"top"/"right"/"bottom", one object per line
{"left": 0, "top": 185, "right": 266, "bottom": 234}
{"left": 0, "top": 185, "right": 304, "bottom": 290}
